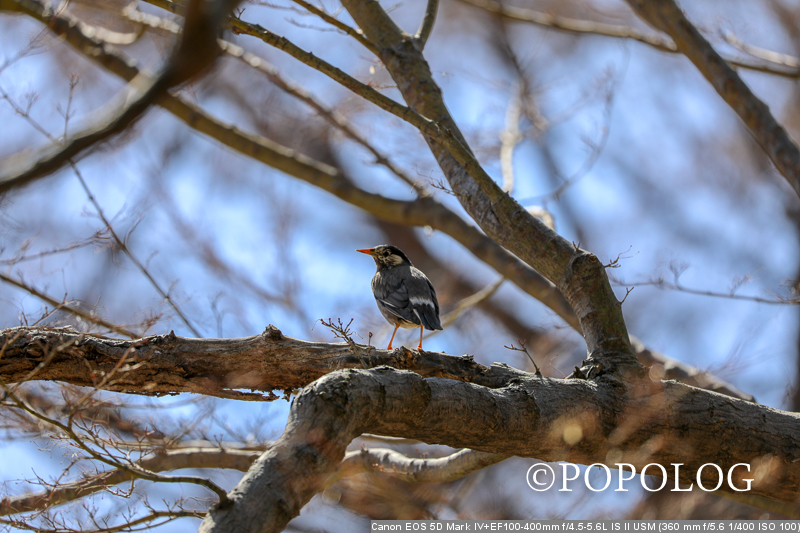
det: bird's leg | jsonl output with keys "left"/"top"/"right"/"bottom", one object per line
{"left": 387, "top": 324, "right": 400, "bottom": 350}
{"left": 417, "top": 325, "right": 424, "bottom": 351}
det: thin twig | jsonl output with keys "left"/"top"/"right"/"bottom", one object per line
{"left": 722, "top": 29, "right": 800, "bottom": 68}
{"left": 0, "top": 272, "right": 137, "bottom": 338}
{"left": 457, "top": 0, "right": 800, "bottom": 79}
{"left": 0, "top": 69, "right": 169, "bottom": 194}
{"left": 0, "top": 378, "right": 231, "bottom": 505}
{"left": 0, "top": 235, "right": 103, "bottom": 266}
{"left": 142, "top": 0, "right": 440, "bottom": 136}
{"left": 611, "top": 276, "right": 800, "bottom": 305}
{"left": 0, "top": 509, "right": 202, "bottom": 532}
{"left": 0, "top": 0, "right": 237, "bottom": 195}
{"left": 73, "top": 167, "right": 202, "bottom": 337}
{"left": 499, "top": 83, "right": 523, "bottom": 193}
{"left": 0, "top": 74, "right": 202, "bottom": 337}
{"left": 288, "top": 0, "right": 378, "bottom": 54}
{"left": 215, "top": 38, "right": 425, "bottom": 193}
{"left": 414, "top": 0, "right": 439, "bottom": 49}
{"left": 439, "top": 276, "right": 504, "bottom": 329}
{"left": 503, "top": 339, "right": 541, "bottom": 374}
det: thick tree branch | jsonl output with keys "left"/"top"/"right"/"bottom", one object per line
{"left": 143, "top": 0, "right": 440, "bottom": 134}
{"left": 2, "top": 0, "right": 577, "bottom": 331}
{"left": 625, "top": 0, "right": 800, "bottom": 199}
{"left": 340, "top": 0, "right": 635, "bottom": 372}
{"left": 199, "top": 366, "right": 800, "bottom": 532}
{"left": 376, "top": 222, "right": 755, "bottom": 401}
{"left": 4, "top": 0, "right": 754, "bottom": 401}
{"left": 0, "top": 327, "right": 531, "bottom": 399}
{"left": 0, "top": 327, "right": 753, "bottom": 407}
{"left": 631, "top": 339, "right": 755, "bottom": 403}
{"left": 1, "top": 327, "right": 777, "bottom": 530}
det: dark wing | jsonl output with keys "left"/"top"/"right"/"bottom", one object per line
{"left": 373, "top": 274, "right": 419, "bottom": 325}
{"left": 425, "top": 278, "right": 442, "bottom": 327}
{"left": 407, "top": 268, "right": 443, "bottom": 331}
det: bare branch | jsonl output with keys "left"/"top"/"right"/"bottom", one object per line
{"left": 73, "top": 168, "right": 202, "bottom": 337}
{"left": 414, "top": 0, "right": 439, "bottom": 49}
{"left": 334, "top": 447, "right": 508, "bottom": 483}
{"left": 458, "top": 0, "right": 800, "bottom": 79}
{"left": 631, "top": 338, "right": 755, "bottom": 403}
{"left": 613, "top": 275, "right": 800, "bottom": 305}
{"left": 123, "top": 0, "right": 750, "bottom": 401}
{"left": 439, "top": 277, "right": 504, "bottom": 329}
{"left": 0, "top": 1, "right": 207, "bottom": 194}
{"left": 1, "top": 447, "right": 260, "bottom": 516}
{"left": 460, "top": 0, "right": 678, "bottom": 52}
{"left": 722, "top": 29, "right": 800, "bottom": 69}
{"left": 0, "top": 235, "right": 103, "bottom": 267}
{"left": 625, "top": 0, "right": 800, "bottom": 200}
{"left": 2, "top": 444, "right": 503, "bottom": 517}
{"left": 0, "top": 0, "right": 239, "bottom": 195}
{"left": 142, "top": 0, "right": 437, "bottom": 133}
{"left": 0, "top": 509, "right": 203, "bottom": 533}
{"left": 288, "top": 0, "right": 378, "bottom": 54}
{"left": 340, "top": 0, "right": 637, "bottom": 373}
{"left": 499, "top": 84, "right": 523, "bottom": 193}
{"left": 0, "top": 326, "right": 530, "bottom": 399}
{"left": 503, "top": 340, "right": 541, "bottom": 374}
{"left": 122, "top": 12, "right": 394, "bottom": 198}
{"left": 0, "top": 69, "right": 166, "bottom": 194}
{"left": 6, "top": 0, "right": 756, "bottom": 405}
{"left": 15, "top": 0, "right": 577, "bottom": 331}
{"left": 198, "top": 366, "right": 800, "bottom": 532}
{"left": 216, "top": 39, "right": 425, "bottom": 193}
{"left": 0, "top": 273, "right": 137, "bottom": 338}
{"left": 0, "top": 85, "right": 200, "bottom": 337}
{"left": 0, "top": 376, "right": 231, "bottom": 505}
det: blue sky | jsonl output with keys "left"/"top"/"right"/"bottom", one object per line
{"left": 1, "top": 0, "right": 799, "bottom": 527}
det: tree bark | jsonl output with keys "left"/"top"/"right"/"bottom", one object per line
{"left": 0, "top": 326, "right": 528, "bottom": 400}
{"left": 199, "top": 366, "right": 800, "bottom": 532}
{"left": 1, "top": 328, "right": 796, "bottom": 532}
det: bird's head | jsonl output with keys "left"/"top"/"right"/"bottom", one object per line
{"left": 356, "top": 245, "right": 412, "bottom": 269}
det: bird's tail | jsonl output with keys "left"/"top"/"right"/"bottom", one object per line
{"left": 417, "top": 308, "right": 443, "bottom": 331}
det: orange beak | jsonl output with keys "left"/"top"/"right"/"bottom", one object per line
{"left": 356, "top": 248, "right": 376, "bottom": 256}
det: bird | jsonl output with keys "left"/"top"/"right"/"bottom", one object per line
{"left": 357, "top": 245, "right": 442, "bottom": 351}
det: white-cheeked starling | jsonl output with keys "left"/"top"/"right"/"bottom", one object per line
{"left": 357, "top": 245, "right": 443, "bottom": 351}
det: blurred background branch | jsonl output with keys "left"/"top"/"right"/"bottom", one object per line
{"left": 0, "top": 0, "right": 798, "bottom": 528}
